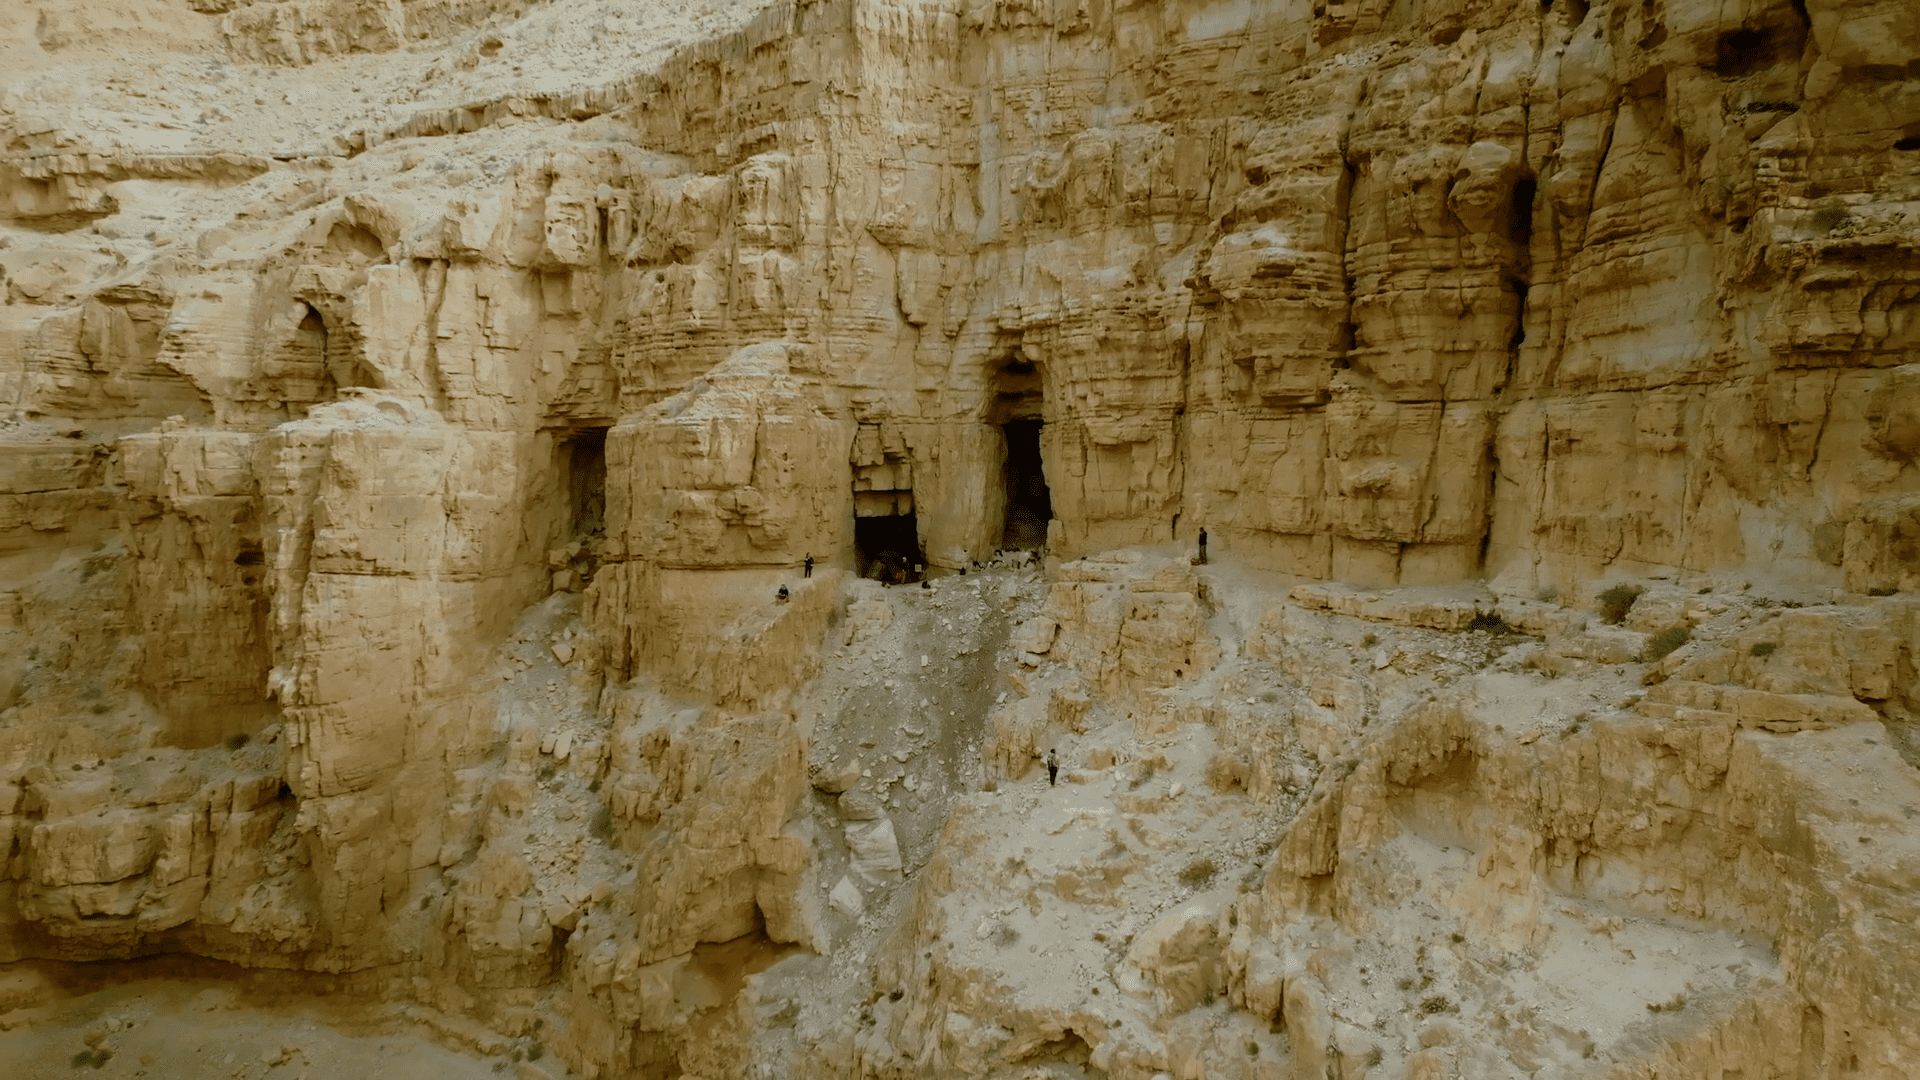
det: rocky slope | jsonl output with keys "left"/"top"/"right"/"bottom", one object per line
{"left": 0, "top": 0, "right": 1916, "bottom": 1077}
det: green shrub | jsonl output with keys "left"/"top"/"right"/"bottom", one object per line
{"left": 1178, "top": 858, "right": 1217, "bottom": 888}
{"left": 1642, "top": 625, "right": 1691, "bottom": 663}
{"left": 1749, "top": 641, "right": 1777, "bottom": 658}
{"left": 1419, "top": 995, "right": 1456, "bottom": 1015}
{"left": 224, "top": 733, "right": 250, "bottom": 751}
{"left": 1597, "top": 584, "right": 1643, "bottom": 625}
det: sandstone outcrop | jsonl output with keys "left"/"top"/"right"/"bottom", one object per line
{"left": 0, "top": 0, "right": 1916, "bottom": 1076}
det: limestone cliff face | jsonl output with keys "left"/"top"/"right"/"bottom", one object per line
{"left": 0, "top": 0, "right": 1916, "bottom": 1077}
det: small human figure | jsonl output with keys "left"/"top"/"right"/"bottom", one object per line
{"left": 1045, "top": 748, "right": 1059, "bottom": 787}
{"left": 803, "top": 554, "right": 813, "bottom": 578}
{"left": 1197, "top": 527, "right": 1209, "bottom": 565}
{"left": 775, "top": 584, "right": 790, "bottom": 604}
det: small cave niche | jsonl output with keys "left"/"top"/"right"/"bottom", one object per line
{"left": 1001, "top": 417, "right": 1052, "bottom": 551}
{"left": 322, "top": 221, "right": 386, "bottom": 263}
{"left": 271, "top": 304, "right": 332, "bottom": 408}
{"left": 1509, "top": 175, "right": 1537, "bottom": 246}
{"left": 560, "top": 426, "right": 608, "bottom": 541}
{"left": 1014, "top": 1029, "right": 1095, "bottom": 1070}
{"left": 1712, "top": 18, "right": 1805, "bottom": 79}
{"left": 989, "top": 352, "right": 1051, "bottom": 552}
{"left": 855, "top": 511, "right": 922, "bottom": 584}
{"left": 546, "top": 424, "right": 608, "bottom": 591}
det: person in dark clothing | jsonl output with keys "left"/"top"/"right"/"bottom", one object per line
{"left": 1045, "top": 748, "right": 1059, "bottom": 786}
{"left": 776, "top": 584, "right": 790, "bottom": 604}
{"left": 803, "top": 554, "right": 813, "bottom": 578}
{"left": 1197, "top": 527, "right": 1208, "bottom": 565}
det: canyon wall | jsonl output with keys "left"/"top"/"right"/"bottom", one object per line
{"left": 0, "top": 0, "right": 1916, "bottom": 1077}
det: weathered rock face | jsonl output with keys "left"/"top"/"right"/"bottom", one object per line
{"left": 0, "top": 0, "right": 1917, "bottom": 1077}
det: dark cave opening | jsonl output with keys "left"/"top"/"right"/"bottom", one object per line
{"left": 1001, "top": 417, "right": 1052, "bottom": 551}
{"left": 855, "top": 511, "right": 922, "bottom": 584}
{"left": 561, "top": 426, "right": 608, "bottom": 541}
{"left": 1509, "top": 176, "right": 1537, "bottom": 246}
{"left": 989, "top": 351, "right": 1051, "bottom": 553}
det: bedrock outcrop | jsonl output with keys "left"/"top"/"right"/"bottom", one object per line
{"left": 0, "top": 0, "right": 1916, "bottom": 1076}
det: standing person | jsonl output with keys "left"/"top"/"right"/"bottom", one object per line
{"left": 1045, "top": 748, "right": 1059, "bottom": 787}
{"left": 1197, "top": 527, "right": 1208, "bottom": 565}
{"left": 803, "top": 554, "right": 813, "bottom": 578}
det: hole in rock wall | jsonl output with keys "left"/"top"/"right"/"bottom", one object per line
{"left": 1509, "top": 176, "right": 1537, "bottom": 246}
{"left": 1712, "top": 19, "right": 1805, "bottom": 78}
{"left": 562, "top": 427, "right": 607, "bottom": 541}
{"left": 1002, "top": 417, "right": 1052, "bottom": 551}
{"left": 544, "top": 425, "right": 607, "bottom": 590}
{"left": 989, "top": 352, "right": 1051, "bottom": 552}
{"left": 1015, "top": 1029, "right": 1095, "bottom": 1068}
{"left": 855, "top": 512, "right": 922, "bottom": 584}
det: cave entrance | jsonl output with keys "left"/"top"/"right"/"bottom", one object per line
{"left": 560, "top": 425, "right": 608, "bottom": 540}
{"left": 990, "top": 352, "right": 1050, "bottom": 552}
{"left": 855, "top": 511, "right": 922, "bottom": 584}
{"left": 1001, "top": 417, "right": 1051, "bottom": 550}
{"left": 547, "top": 424, "right": 607, "bottom": 592}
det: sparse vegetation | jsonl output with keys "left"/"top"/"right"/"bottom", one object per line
{"left": 1177, "top": 858, "right": 1217, "bottom": 888}
{"left": 1868, "top": 585, "right": 1898, "bottom": 597}
{"left": 1361, "top": 632, "right": 1378, "bottom": 648}
{"left": 1535, "top": 585, "right": 1558, "bottom": 603}
{"left": 1467, "top": 610, "right": 1514, "bottom": 634}
{"left": 1646, "top": 993, "right": 1687, "bottom": 1013}
{"left": 1598, "top": 584, "right": 1643, "bottom": 625}
{"left": 224, "top": 732, "right": 250, "bottom": 751}
{"left": 1127, "top": 757, "right": 1162, "bottom": 791}
{"left": 527, "top": 1041, "right": 544, "bottom": 1062}
{"left": 1750, "top": 641, "right": 1778, "bottom": 658}
{"left": 990, "top": 923, "right": 1020, "bottom": 948}
{"left": 1642, "top": 624, "right": 1692, "bottom": 663}
{"left": 70, "top": 1050, "right": 112, "bottom": 1070}
{"left": 1366, "top": 1045, "right": 1385, "bottom": 1067}
{"left": 1419, "top": 995, "right": 1456, "bottom": 1015}
{"left": 590, "top": 805, "right": 613, "bottom": 841}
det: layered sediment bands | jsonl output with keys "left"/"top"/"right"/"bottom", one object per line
{"left": 0, "top": 0, "right": 1916, "bottom": 1077}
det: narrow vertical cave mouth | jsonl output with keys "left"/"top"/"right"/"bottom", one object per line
{"left": 563, "top": 426, "right": 608, "bottom": 541}
{"left": 990, "top": 351, "right": 1050, "bottom": 552}
{"left": 855, "top": 511, "right": 922, "bottom": 583}
{"left": 1001, "top": 416, "right": 1051, "bottom": 551}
